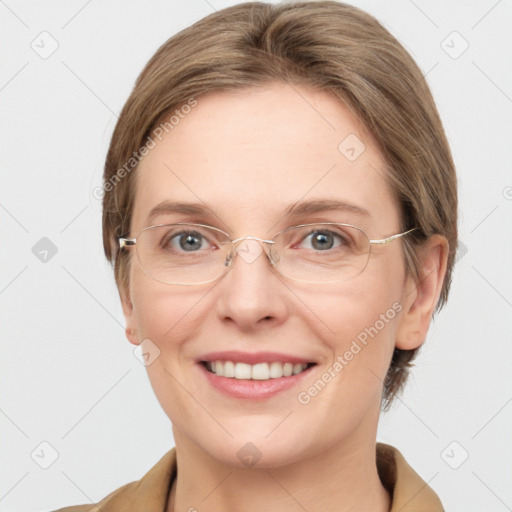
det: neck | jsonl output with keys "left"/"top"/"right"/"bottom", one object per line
{"left": 166, "top": 418, "right": 390, "bottom": 512}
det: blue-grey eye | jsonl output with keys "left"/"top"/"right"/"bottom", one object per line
{"left": 160, "top": 229, "right": 209, "bottom": 252}
{"left": 178, "top": 232, "right": 205, "bottom": 251}
{"left": 302, "top": 230, "right": 344, "bottom": 251}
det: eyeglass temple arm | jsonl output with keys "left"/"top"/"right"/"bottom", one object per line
{"left": 369, "top": 228, "right": 417, "bottom": 245}
{"left": 119, "top": 238, "right": 136, "bottom": 250}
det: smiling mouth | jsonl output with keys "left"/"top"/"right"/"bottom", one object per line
{"left": 201, "top": 360, "right": 316, "bottom": 380}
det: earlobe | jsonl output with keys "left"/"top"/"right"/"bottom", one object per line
{"left": 395, "top": 235, "right": 449, "bottom": 350}
{"left": 120, "top": 288, "right": 139, "bottom": 346}
{"left": 125, "top": 327, "right": 139, "bottom": 346}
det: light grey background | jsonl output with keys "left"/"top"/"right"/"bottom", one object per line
{"left": 1, "top": 0, "right": 511, "bottom": 510}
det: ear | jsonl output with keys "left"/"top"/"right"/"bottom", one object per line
{"left": 395, "top": 234, "right": 449, "bottom": 350}
{"left": 120, "top": 286, "right": 140, "bottom": 346}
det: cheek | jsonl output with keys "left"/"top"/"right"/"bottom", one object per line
{"left": 281, "top": 283, "right": 402, "bottom": 454}
{"left": 129, "top": 259, "right": 201, "bottom": 336}
{"left": 129, "top": 274, "right": 209, "bottom": 414}
{"left": 307, "top": 274, "right": 402, "bottom": 383}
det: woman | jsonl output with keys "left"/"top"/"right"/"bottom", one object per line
{"left": 58, "top": 1, "right": 457, "bottom": 510}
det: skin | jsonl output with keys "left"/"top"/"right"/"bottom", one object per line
{"left": 120, "top": 82, "right": 448, "bottom": 512}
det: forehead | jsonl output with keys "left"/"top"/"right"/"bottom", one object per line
{"left": 132, "top": 82, "right": 400, "bottom": 235}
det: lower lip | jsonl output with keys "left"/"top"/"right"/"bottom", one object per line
{"left": 198, "top": 363, "right": 315, "bottom": 400}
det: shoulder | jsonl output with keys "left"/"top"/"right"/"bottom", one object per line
{"left": 377, "top": 442, "right": 444, "bottom": 511}
{"left": 52, "top": 448, "right": 177, "bottom": 512}
{"left": 52, "top": 481, "right": 138, "bottom": 512}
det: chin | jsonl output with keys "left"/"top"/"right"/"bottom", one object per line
{"left": 196, "top": 433, "right": 312, "bottom": 470}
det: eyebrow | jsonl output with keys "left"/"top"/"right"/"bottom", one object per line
{"left": 146, "top": 199, "right": 371, "bottom": 225}
{"left": 284, "top": 199, "right": 371, "bottom": 219}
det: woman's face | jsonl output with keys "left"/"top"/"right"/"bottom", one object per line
{"left": 123, "top": 82, "right": 414, "bottom": 468}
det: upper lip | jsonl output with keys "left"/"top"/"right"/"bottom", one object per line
{"left": 198, "top": 350, "right": 316, "bottom": 365}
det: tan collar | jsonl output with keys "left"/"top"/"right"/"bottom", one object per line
{"left": 376, "top": 443, "right": 444, "bottom": 511}
{"left": 62, "top": 443, "right": 443, "bottom": 512}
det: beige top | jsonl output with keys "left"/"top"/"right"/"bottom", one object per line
{"left": 54, "top": 442, "right": 444, "bottom": 511}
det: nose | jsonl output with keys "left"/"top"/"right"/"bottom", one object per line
{"left": 216, "top": 237, "right": 288, "bottom": 331}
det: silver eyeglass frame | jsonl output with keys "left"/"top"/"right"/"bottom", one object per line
{"left": 118, "top": 222, "right": 418, "bottom": 285}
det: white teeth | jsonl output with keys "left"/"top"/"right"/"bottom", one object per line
{"left": 206, "top": 360, "right": 309, "bottom": 380}
{"left": 223, "top": 360, "right": 235, "bottom": 378}
{"left": 234, "top": 362, "right": 252, "bottom": 379}
{"left": 269, "top": 361, "right": 283, "bottom": 378}
{"left": 283, "top": 363, "right": 293, "bottom": 377}
{"left": 252, "top": 363, "right": 269, "bottom": 380}
{"left": 292, "top": 363, "right": 304, "bottom": 375}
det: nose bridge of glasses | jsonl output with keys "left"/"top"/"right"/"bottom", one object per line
{"left": 227, "top": 235, "right": 278, "bottom": 267}
{"left": 231, "top": 235, "right": 276, "bottom": 245}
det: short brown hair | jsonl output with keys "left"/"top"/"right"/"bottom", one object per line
{"left": 102, "top": 1, "right": 458, "bottom": 409}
